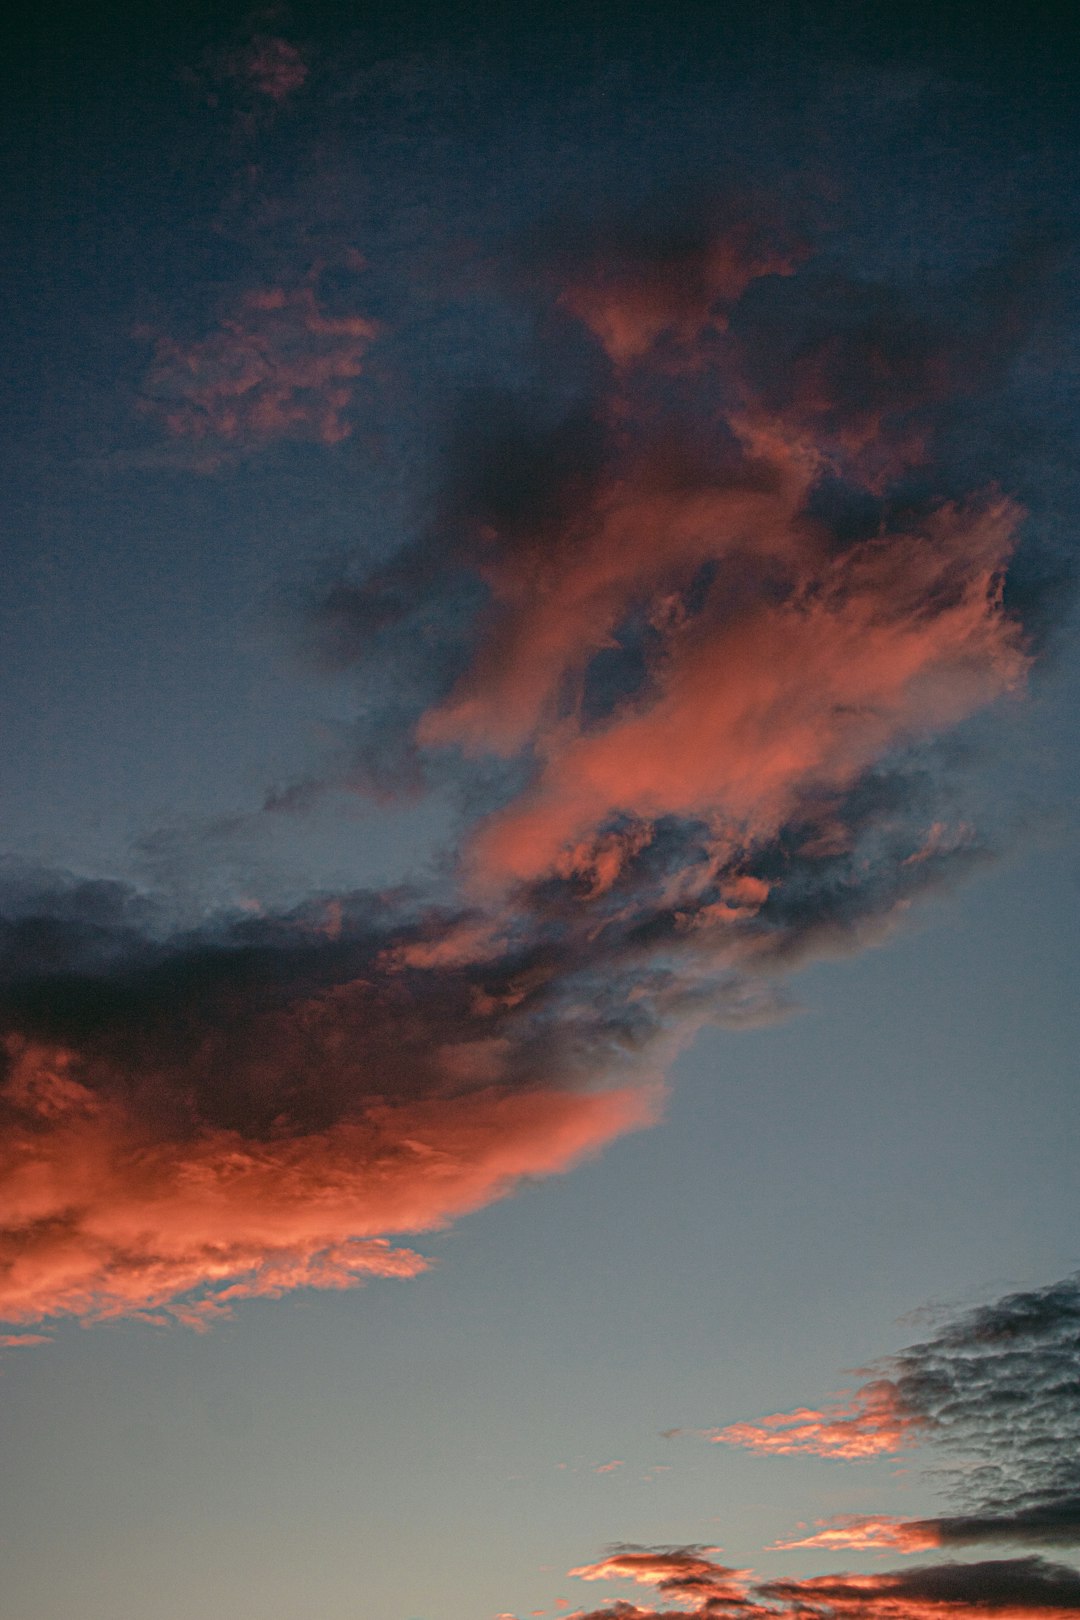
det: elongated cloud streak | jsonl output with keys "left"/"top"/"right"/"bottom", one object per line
{"left": 714, "top": 1379, "right": 924, "bottom": 1460}
{"left": 554, "top": 1546, "right": 1080, "bottom": 1620}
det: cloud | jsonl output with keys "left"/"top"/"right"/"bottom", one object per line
{"left": 717, "top": 1274, "right": 1080, "bottom": 1551}
{"left": 138, "top": 270, "right": 376, "bottom": 462}
{"left": 559, "top": 1545, "right": 1080, "bottom": 1620}
{"left": 569, "top": 1545, "right": 750, "bottom": 1611}
{"left": 224, "top": 34, "right": 309, "bottom": 102}
{"left": 367, "top": 220, "right": 1046, "bottom": 912}
{"left": 773, "top": 1506, "right": 1080, "bottom": 1555}
{"left": 509, "top": 1268, "right": 1080, "bottom": 1616}
{"left": 0, "top": 1032, "right": 652, "bottom": 1328}
{"left": 755, "top": 1558, "right": 1080, "bottom": 1620}
{"left": 544, "top": 199, "right": 799, "bottom": 365}
{"left": 712, "top": 1379, "right": 924, "bottom": 1460}
{"left": 8, "top": 206, "right": 1069, "bottom": 1332}
{"left": 0, "top": 873, "right": 666, "bottom": 1328}
{"left": 186, "top": 27, "right": 311, "bottom": 111}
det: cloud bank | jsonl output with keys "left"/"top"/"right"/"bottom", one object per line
{"left": 3, "top": 210, "right": 1064, "bottom": 1331}
{"left": 557, "top": 1546, "right": 1080, "bottom": 1620}
{"left": 718, "top": 1274, "right": 1080, "bottom": 1553}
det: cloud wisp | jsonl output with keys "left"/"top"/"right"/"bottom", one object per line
{"left": 138, "top": 268, "right": 377, "bottom": 465}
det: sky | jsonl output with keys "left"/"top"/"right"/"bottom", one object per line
{"left": 2, "top": 3, "right": 1080, "bottom": 1618}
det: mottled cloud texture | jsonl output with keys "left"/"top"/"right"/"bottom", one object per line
{"left": 717, "top": 1274, "right": 1080, "bottom": 1553}
{"left": 138, "top": 267, "right": 376, "bottom": 462}
{"left": 506, "top": 1278, "right": 1080, "bottom": 1620}
{"left": 2, "top": 213, "right": 1063, "bottom": 1330}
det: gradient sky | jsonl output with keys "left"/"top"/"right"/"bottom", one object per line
{"left": 3, "top": 4, "right": 1080, "bottom": 1619}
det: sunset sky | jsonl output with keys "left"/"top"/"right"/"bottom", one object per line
{"left": 3, "top": 4, "right": 1079, "bottom": 1619}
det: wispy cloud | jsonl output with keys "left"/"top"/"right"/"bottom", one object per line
{"left": 712, "top": 1380, "right": 926, "bottom": 1460}
{"left": 137, "top": 270, "right": 376, "bottom": 464}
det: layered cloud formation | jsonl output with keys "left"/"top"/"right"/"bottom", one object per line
{"left": 1, "top": 212, "right": 1061, "bottom": 1330}
{"left": 508, "top": 1276, "right": 1080, "bottom": 1620}
{"left": 719, "top": 1274, "right": 1080, "bottom": 1553}
{"left": 560, "top": 1547, "right": 1080, "bottom": 1620}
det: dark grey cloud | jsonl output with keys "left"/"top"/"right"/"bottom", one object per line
{"left": 716, "top": 1273, "right": 1080, "bottom": 1552}
{"left": 757, "top": 1556, "right": 1080, "bottom": 1614}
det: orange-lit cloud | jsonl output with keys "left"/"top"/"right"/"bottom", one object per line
{"left": 505, "top": 1276, "right": 1080, "bottom": 1620}
{"left": 569, "top": 1545, "right": 750, "bottom": 1610}
{"left": 754, "top": 1559, "right": 1080, "bottom": 1620}
{"left": 428, "top": 465, "right": 1024, "bottom": 891}
{"left": 11, "top": 209, "right": 1061, "bottom": 1337}
{"left": 774, "top": 1507, "right": 1080, "bottom": 1557}
{"left": 712, "top": 1274, "right": 1080, "bottom": 1552}
{"left": 395, "top": 219, "right": 1037, "bottom": 910}
{"left": 0, "top": 1033, "right": 656, "bottom": 1326}
{"left": 714, "top": 1379, "right": 924, "bottom": 1459}
{"left": 771, "top": 1516, "right": 943, "bottom": 1553}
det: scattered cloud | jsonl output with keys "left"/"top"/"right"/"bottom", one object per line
{"left": 505, "top": 1273, "right": 1080, "bottom": 1619}
{"left": 537, "top": 1547, "right": 1080, "bottom": 1620}
{"left": 223, "top": 33, "right": 309, "bottom": 102}
{"left": 712, "top": 1380, "right": 926, "bottom": 1460}
{"left": 138, "top": 270, "right": 376, "bottom": 464}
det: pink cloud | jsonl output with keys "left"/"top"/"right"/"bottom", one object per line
{"left": 0, "top": 1035, "right": 657, "bottom": 1327}
{"left": 451, "top": 484, "right": 1023, "bottom": 892}
{"left": 229, "top": 34, "right": 309, "bottom": 101}
{"left": 540, "top": 1547, "right": 1080, "bottom": 1620}
{"left": 712, "top": 1379, "right": 924, "bottom": 1460}
{"left": 558, "top": 221, "right": 796, "bottom": 365}
{"left": 140, "top": 278, "right": 377, "bottom": 459}
{"left": 771, "top": 1516, "right": 942, "bottom": 1553}
{"left": 569, "top": 1545, "right": 750, "bottom": 1611}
